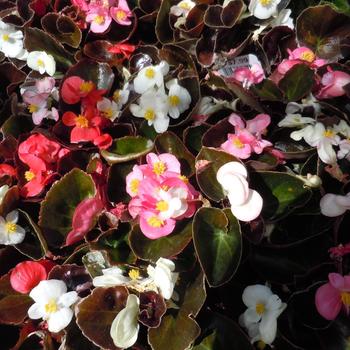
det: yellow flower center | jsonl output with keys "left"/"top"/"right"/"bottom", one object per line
{"left": 169, "top": 95, "right": 180, "bottom": 107}
{"left": 116, "top": 10, "right": 127, "bottom": 20}
{"left": 94, "top": 15, "right": 105, "bottom": 24}
{"left": 153, "top": 161, "right": 166, "bottom": 175}
{"left": 256, "top": 302, "right": 265, "bottom": 315}
{"left": 144, "top": 109, "right": 155, "bottom": 121}
{"left": 161, "top": 185, "right": 169, "bottom": 191}
{"left": 179, "top": 2, "right": 191, "bottom": 10}
{"left": 259, "top": 0, "right": 273, "bottom": 6}
{"left": 2, "top": 34, "right": 9, "bottom": 41}
{"left": 145, "top": 68, "right": 155, "bottom": 79}
{"left": 257, "top": 341, "right": 267, "bottom": 350}
{"left": 24, "top": 170, "right": 36, "bottom": 182}
{"left": 156, "top": 200, "right": 169, "bottom": 212}
{"left": 147, "top": 216, "right": 164, "bottom": 228}
{"left": 300, "top": 51, "right": 315, "bottom": 63}
{"left": 113, "top": 90, "right": 121, "bottom": 102}
{"left": 130, "top": 179, "right": 140, "bottom": 194}
{"left": 75, "top": 115, "right": 89, "bottom": 128}
{"left": 128, "top": 269, "right": 140, "bottom": 280}
{"left": 323, "top": 130, "right": 335, "bottom": 138}
{"left": 179, "top": 175, "right": 189, "bottom": 183}
{"left": 45, "top": 299, "right": 58, "bottom": 314}
{"left": 28, "top": 104, "right": 39, "bottom": 113}
{"left": 101, "top": 108, "right": 113, "bottom": 119}
{"left": 233, "top": 138, "right": 244, "bottom": 149}
{"left": 341, "top": 292, "right": 350, "bottom": 306}
{"left": 80, "top": 81, "right": 94, "bottom": 94}
{"left": 37, "top": 59, "right": 44, "bottom": 67}
{"left": 5, "top": 222, "right": 17, "bottom": 234}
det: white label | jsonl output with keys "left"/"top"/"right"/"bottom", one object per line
{"left": 219, "top": 54, "right": 261, "bottom": 77}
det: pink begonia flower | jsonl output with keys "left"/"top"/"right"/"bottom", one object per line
{"left": 320, "top": 192, "right": 350, "bottom": 217}
{"left": 231, "top": 64, "right": 265, "bottom": 89}
{"left": 86, "top": 4, "right": 112, "bottom": 33}
{"left": 329, "top": 244, "right": 350, "bottom": 258}
{"left": 315, "top": 273, "right": 350, "bottom": 320}
{"left": 65, "top": 196, "right": 104, "bottom": 246}
{"left": 71, "top": 0, "right": 89, "bottom": 11}
{"left": 316, "top": 68, "right": 350, "bottom": 99}
{"left": 126, "top": 165, "right": 144, "bottom": 197}
{"left": 216, "top": 162, "right": 263, "bottom": 222}
{"left": 22, "top": 77, "right": 59, "bottom": 125}
{"left": 220, "top": 113, "right": 272, "bottom": 159}
{"left": 110, "top": 0, "right": 132, "bottom": 26}
{"left": 143, "top": 153, "right": 181, "bottom": 179}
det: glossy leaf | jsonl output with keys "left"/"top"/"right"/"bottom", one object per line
{"left": 193, "top": 208, "right": 242, "bottom": 287}
{"left": 252, "top": 79, "right": 283, "bottom": 101}
{"left": 39, "top": 169, "right": 96, "bottom": 248}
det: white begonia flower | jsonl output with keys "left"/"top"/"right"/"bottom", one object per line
{"left": 112, "top": 83, "right": 130, "bottom": 110}
{"left": 147, "top": 258, "right": 179, "bottom": 300}
{"left": 110, "top": 294, "right": 140, "bottom": 349}
{"left": 170, "top": 0, "right": 195, "bottom": 17}
{"left": 286, "top": 94, "right": 321, "bottom": 116}
{"left": 334, "top": 120, "right": 350, "bottom": 138}
{"left": 0, "top": 210, "right": 26, "bottom": 245}
{"left": 338, "top": 139, "right": 350, "bottom": 160}
{"left": 93, "top": 266, "right": 153, "bottom": 292}
{"left": 291, "top": 123, "right": 340, "bottom": 165}
{"left": 166, "top": 79, "right": 191, "bottom": 119}
{"left": 320, "top": 192, "right": 350, "bottom": 217}
{"left": 0, "top": 185, "right": 9, "bottom": 205}
{"left": 133, "top": 61, "right": 169, "bottom": 94}
{"left": 270, "top": 9, "right": 294, "bottom": 29}
{"left": 97, "top": 97, "right": 120, "bottom": 121}
{"left": 249, "top": 0, "right": 281, "bottom": 20}
{"left": 130, "top": 88, "right": 170, "bottom": 133}
{"left": 27, "top": 51, "right": 56, "bottom": 76}
{"left": 239, "top": 284, "right": 286, "bottom": 345}
{"left": 156, "top": 187, "right": 189, "bottom": 220}
{"left": 28, "top": 279, "right": 79, "bottom": 333}
{"left": 216, "top": 162, "right": 263, "bottom": 222}
{"left": 0, "top": 20, "right": 27, "bottom": 59}
{"left": 278, "top": 114, "right": 315, "bottom": 128}
{"left": 296, "top": 173, "right": 322, "bottom": 188}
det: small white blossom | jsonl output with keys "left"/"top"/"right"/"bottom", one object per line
{"left": 278, "top": 114, "right": 315, "bottom": 128}
{"left": 320, "top": 192, "right": 350, "bottom": 217}
{"left": 147, "top": 258, "right": 179, "bottom": 300}
{"left": 28, "top": 280, "right": 79, "bottom": 333}
{"left": 286, "top": 94, "right": 321, "bottom": 116}
{"left": 249, "top": 0, "right": 281, "bottom": 20}
{"left": 0, "top": 20, "right": 27, "bottom": 59}
{"left": 270, "top": 9, "right": 294, "bottom": 29}
{"left": 27, "top": 51, "right": 56, "bottom": 76}
{"left": 0, "top": 185, "right": 9, "bottom": 205}
{"left": 0, "top": 210, "right": 26, "bottom": 245}
{"left": 239, "top": 284, "right": 286, "bottom": 345}
{"left": 112, "top": 83, "right": 130, "bottom": 110}
{"left": 166, "top": 79, "right": 191, "bottom": 119}
{"left": 110, "top": 294, "right": 140, "bottom": 349}
{"left": 97, "top": 97, "right": 120, "bottom": 121}
{"left": 133, "top": 61, "right": 169, "bottom": 94}
{"left": 333, "top": 120, "right": 350, "bottom": 138}
{"left": 338, "top": 139, "right": 350, "bottom": 160}
{"left": 170, "top": 0, "right": 195, "bottom": 17}
{"left": 130, "top": 88, "right": 169, "bottom": 133}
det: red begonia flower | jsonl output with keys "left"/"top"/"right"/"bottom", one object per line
{"left": 0, "top": 164, "right": 16, "bottom": 177}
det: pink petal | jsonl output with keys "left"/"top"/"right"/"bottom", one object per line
{"left": 315, "top": 283, "right": 342, "bottom": 320}
{"left": 228, "top": 114, "right": 245, "bottom": 129}
{"left": 139, "top": 212, "right": 176, "bottom": 239}
{"left": 246, "top": 114, "right": 271, "bottom": 134}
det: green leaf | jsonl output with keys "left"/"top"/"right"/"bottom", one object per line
{"left": 279, "top": 64, "right": 315, "bottom": 102}
{"left": 155, "top": 131, "right": 195, "bottom": 177}
{"left": 196, "top": 147, "right": 238, "bottom": 202}
{"left": 193, "top": 331, "right": 217, "bottom": 350}
{"left": 129, "top": 219, "right": 193, "bottom": 262}
{"left": 252, "top": 79, "right": 283, "bottom": 101}
{"left": 0, "top": 274, "right": 33, "bottom": 325}
{"left": 250, "top": 171, "right": 313, "bottom": 221}
{"left": 296, "top": 4, "right": 350, "bottom": 59}
{"left": 193, "top": 208, "right": 242, "bottom": 287}
{"left": 101, "top": 136, "right": 154, "bottom": 165}
{"left": 76, "top": 286, "right": 128, "bottom": 350}
{"left": 24, "top": 27, "right": 75, "bottom": 70}
{"left": 39, "top": 169, "right": 96, "bottom": 248}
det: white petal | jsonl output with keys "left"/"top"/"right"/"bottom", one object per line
{"left": 226, "top": 174, "right": 250, "bottom": 206}
{"left": 6, "top": 210, "right": 18, "bottom": 224}
{"left": 230, "top": 189, "right": 263, "bottom": 222}
{"left": 58, "top": 291, "right": 79, "bottom": 308}
{"left": 259, "top": 311, "right": 278, "bottom": 344}
{"left": 47, "top": 308, "right": 73, "bottom": 333}
{"left": 153, "top": 116, "right": 169, "bottom": 133}
{"left": 320, "top": 193, "right": 348, "bottom": 217}
{"left": 45, "top": 54, "right": 56, "bottom": 76}
{"left": 93, "top": 274, "right": 131, "bottom": 287}
{"left": 8, "top": 230, "right": 25, "bottom": 244}
{"left": 28, "top": 303, "right": 45, "bottom": 320}
{"left": 242, "top": 285, "right": 273, "bottom": 308}
{"left": 242, "top": 307, "right": 261, "bottom": 326}
{"left": 110, "top": 294, "right": 140, "bottom": 349}
{"left": 216, "top": 162, "right": 247, "bottom": 186}
{"left": 317, "top": 139, "right": 337, "bottom": 164}
{"left": 29, "top": 280, "right": 67, "bottom": 304}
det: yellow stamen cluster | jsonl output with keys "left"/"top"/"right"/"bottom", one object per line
{"left": 116, "top": 10, "right": 127, "bottom": 20}
{"left": 130, "top": 179, "right": 140, "bottom": 194}
{"left": 147, "top": 216, "right": 164, "bottom": 228}
{"left": 300, "top": 51, "right": 315, "bottom": 63}
{"left": 179, "top": 175, "right": 189, "bottom": 183}
{"left": 28, "top": 104, "right": 39, "bottom": 113}
{"left": 179, "top": 2, "right": 191, "bottom": 10}
{"left": 156, "top": 200, "right": 169, "bottom": 212}
{"left": 94, "top": 15, "right": 105, "bottom": 24}
{"left": 341, "top": 292, "right": 350, "bottom": 306}
{"left": 80, "top": 81, "right": 94, "bottom": 94}
{"left": 153, "top": 161, "right": 166, "bottom": 176}
{"left": 323, "top": 130, "right": 335, "bottom": 138}
{"left": 255, "top": 302, "right": 265, "bottom": 315}
{"left": 259, "top": 0, "right": 273, "bottom": 6}
{"left": 101, "top": 108, "right": 113, "bottom": 119}
{"left": 233, "top": 138, "right": 244, "bottom": 149}
{"left": 25, "top": 171, "right": 36, "bottom": 182}
{"left": 113, "top": 90, "right": 121, "bottom": 102}
{"left": 144, "top": 109, "right": 155, "bottom": 121}
{"left": 75, "top": 115, "right": 89, "bottom": 128}
{"left": 169, "top": 95, "right": 180, "bottom": 107}
{"left": 5, "top": 222, "right": 17, "bottom": 234}
{"left": 2, "top": 34, "right": 9, "bottom": 42}
{"left": 45, "top": 299, "right": 58, "bottom": 314}
{"left": 128, "top": 269, "right": 140, "bottom": 280}
{"left": 145, "top": 68, "right": 155, "bottom": 79}
{"left": 37, "top": 59, "right": 44, "bottom": 67}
